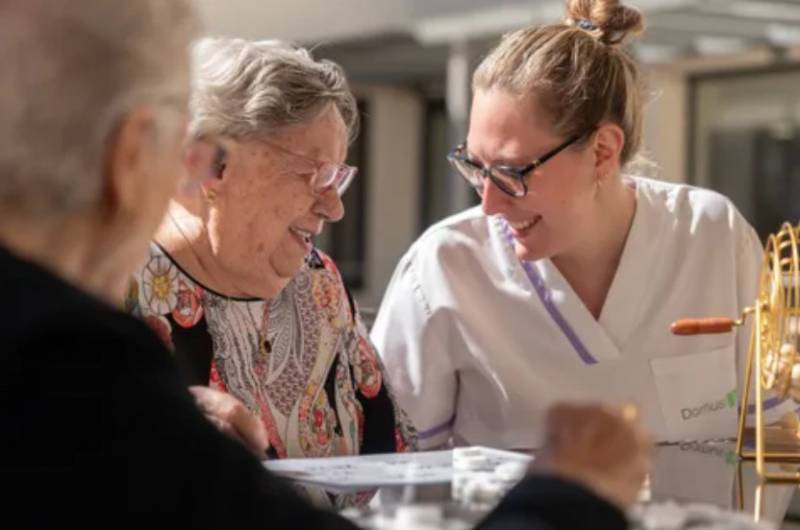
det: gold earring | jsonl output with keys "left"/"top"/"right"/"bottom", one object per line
{"left": 206, "top": 189, "right": 217, "bottom": 203}
{"left": 596, "top": 173, "right": 606, "bottom": 187}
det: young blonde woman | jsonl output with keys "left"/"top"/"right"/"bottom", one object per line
{"left": 373, "top": 0, "right": 783, "bottom": 450}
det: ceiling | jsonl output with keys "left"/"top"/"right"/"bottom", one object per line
{"left": 195, "top": 0, "right": 800, "bottom": 87}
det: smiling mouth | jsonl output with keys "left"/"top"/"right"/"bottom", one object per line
{"left": 508, "top": 215, "right": 542, "bottom": 234}
{"left": 289, "top": 226, "right": 314, "bottom": 249}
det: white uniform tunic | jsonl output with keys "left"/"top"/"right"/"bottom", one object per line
{"left": 372, "top": 177, "right": 788, "bottom": 449}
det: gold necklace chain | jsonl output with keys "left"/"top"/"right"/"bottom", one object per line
{"left": 166, "top": 210, "right": 231, "bottom": 298}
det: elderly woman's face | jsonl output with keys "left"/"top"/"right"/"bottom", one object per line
{"left": 209, "top": 105, "right": 347, "bottom": 298}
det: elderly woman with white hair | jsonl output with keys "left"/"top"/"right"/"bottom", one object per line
{"left": 127, "top": 38, "right": 417, "bottom": 478}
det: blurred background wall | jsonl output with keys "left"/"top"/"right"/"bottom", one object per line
{"left": 193, "top": 0, "right": 800, "bottom": 312}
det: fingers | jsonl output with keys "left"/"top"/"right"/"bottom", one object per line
{"left": 546, "top": 402, "right": 638, "bottom": 452}
{"left": 537, "top": 401, "right": 654, "bottom": 510}
{"left": 189, "top": 386, "right": 270, "bottom": 457}
{"left": 621, "top": 402, "right": 638, "bottom": 422}
{"left": 205, "top": 415, "right": 246, "bottom": 445}
{"left": 548, "top": 402, "right": 649, "bottom": 448}
{"left": 227, "top": 401, "right": 270, "bottom": 456}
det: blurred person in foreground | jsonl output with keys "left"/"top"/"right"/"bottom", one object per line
{"left": 0, "top": 0, "right": 649, "bottom": 528}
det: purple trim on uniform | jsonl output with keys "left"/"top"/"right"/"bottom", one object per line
{"left": 745, "top": 396, "right": 785, "bottom": 414}
{"left": 417, "top": 414, "right": 456, "bottom": 440}
{"left": 501, "top": 221, "right": 598, "bottom": 366}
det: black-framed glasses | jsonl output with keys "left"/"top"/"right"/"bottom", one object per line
{"left": 447, "top": 129, "right": 594, "bottom": 198}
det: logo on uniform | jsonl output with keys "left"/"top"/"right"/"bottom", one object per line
{"left": 678, "top": 441, "right": 738, "bottom": 465}
{"left": 680, "top": 389, "right": 738, "bottom": 420}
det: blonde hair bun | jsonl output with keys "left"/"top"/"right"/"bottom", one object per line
{"left": 566, "top": 0, "right": 644, "bottom": 46}
{"left": 472, "top": 0, "right": 648, "bottom": 166}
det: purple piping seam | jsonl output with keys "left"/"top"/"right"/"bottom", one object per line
{"left": 744, "top": 396, "right": 785, "bottom": 414}
{"left": 500, "top": 220, "right": 781, "bottom": 413}
{"left": 417, "top": 414, "right": 456, "bottom": 440}
{"left": 501, "top": 221, "right": 598, "bottom": 365}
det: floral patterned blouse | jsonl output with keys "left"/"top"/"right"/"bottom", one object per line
{"left": 127, "top": 244, "right": 417, "bottom": 467}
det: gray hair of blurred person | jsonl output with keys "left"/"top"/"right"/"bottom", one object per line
{"left": 188, "top": 38, "right": 359, "bottom": 144}
{"left": 0, "top": 0, "right": 196, "bottom": 216}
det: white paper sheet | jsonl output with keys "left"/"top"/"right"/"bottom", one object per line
{"left": 263, "top": 447, "right": 531, "bottom": 493}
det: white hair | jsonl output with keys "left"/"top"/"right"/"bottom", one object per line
{"left": 0, "top": 0, "right": 196, "bottom": 215}
{"left": 188, "top": 38, "right": 359, "bottom": 143}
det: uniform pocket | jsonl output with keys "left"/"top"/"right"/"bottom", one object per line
{"left": 650, "top": 346, "right": 738, "bottom": 441}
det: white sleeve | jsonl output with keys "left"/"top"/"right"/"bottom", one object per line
{"left": 736, "top": 222, "right": 798, "bottom": 422}
{"left": 370, "top": 252, "right": 458, "bottom": 449}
